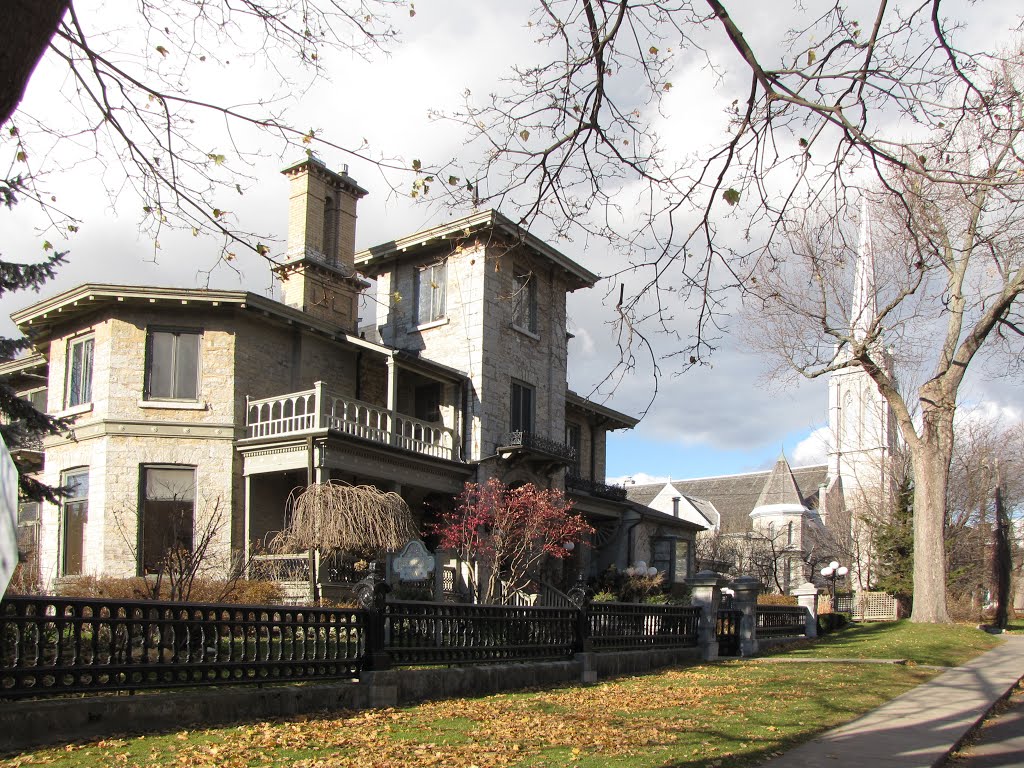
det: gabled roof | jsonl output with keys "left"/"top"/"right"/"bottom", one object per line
{"left": 354, "top": 209, "right": 598, "bottom": 291}
{"left": 625, "top": 482, "right": 665, "bottom": 507}
{"left": 671, "top": 464, "right": 829, "bottom": 535}
{"left": 623, "top": 482, "right": 717, "bottom": 531}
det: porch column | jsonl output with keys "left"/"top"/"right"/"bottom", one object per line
{"left": 242, "top": 474, "right": 252, "bottom": 578}
{"left": 386, "top": 354, "right": 398, "bottom": 446}
{"left": 691, "top": 570, "right": 726, "bottom": 661}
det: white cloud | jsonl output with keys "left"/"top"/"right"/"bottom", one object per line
{"left": 607, "top": 472, "right": 670, "bottom": 487}
{"left": 793, "top": 427, "right": 832, "bottom": 466}
{"left": 954, "top": 400, "right": 1024, "bottom": 429}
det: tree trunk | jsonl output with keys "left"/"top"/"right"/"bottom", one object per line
{"left": 993, "top": 481, "right": 1011, "bottom": 630}
{"left": 0, "top": 0, "right": 69, "bottom": 125}
{"left": 909, "top": 405, "right": 955, "bottom": 623}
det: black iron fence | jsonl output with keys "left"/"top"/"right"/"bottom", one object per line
{"left": 590, "top": 602, "right": 701, "bottom": 650}
{"left": 755, "top": 606, "right": 808, "bottom": 637}
{"left": 1, "top": 596, "right": 365, "bottom": 698}
{"left": 716, "top": 608, "right": 742, "bottom": 656}
{"left": 384, "top": 601, "right": 578, "bottom": 665}
{"left": 564, "top": 474, "right": 629, "bottom": 502}
{"left": 2, "top": 593, "right": 812, "bottom": 699}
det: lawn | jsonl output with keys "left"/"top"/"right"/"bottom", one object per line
{"left": 775, "top": 619, "right": 1003, "bottom": 666}
{"left": 1, "top": 622, "right": 1001, "bottom": 768}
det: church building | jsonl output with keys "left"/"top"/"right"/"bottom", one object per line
{"left": 627, "top": 203, "right": 897, "bottom": 595}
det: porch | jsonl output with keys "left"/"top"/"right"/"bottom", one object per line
{"left": 245, "top": 382, "right": 457, "bottom": 461}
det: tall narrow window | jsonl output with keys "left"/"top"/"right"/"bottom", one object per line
{"left": 66, "top": 336, "right": 94, "bottom": 407}
{"left": 141, "top": 466, "right": 196, "bottom": 575}
{"left": 145, "top": 330, "right": 200, "bottom": 400}
{"left": 61, "top": 469, "right": 88, "bottom": 575}
{"left": 651, "top": 539, "right": 673, "bottom": 579}
{"left": 416, "top": 262, "right": 446, "bottom": 325}
{"left": 674, "top": 540, "right": 690, "bottom": 583}
{"left": 565, "top": 422, "right": 581, "bottom": 476}
{"left": 510, "top": 380, "right": 534, "bottom": 434}
{"left": 512, "top": 265, "right": 538, "bottom": 333}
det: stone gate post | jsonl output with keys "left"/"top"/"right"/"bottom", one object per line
{"left": 731, "top": 575, "right": 761, "bottom": 657}
{"left": 690, "top": 570, "right": 726, "bottom": 661}
{"left": 793, "top": 581, "right": 820, "bottom": 639}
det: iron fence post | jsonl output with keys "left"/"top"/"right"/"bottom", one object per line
{"left": 567, "top": 577, "right": 593, "bottom": 654}
{"left": 355, "top": 573, "right": 392, "bottom": 671}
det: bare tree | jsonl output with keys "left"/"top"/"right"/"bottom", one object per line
{"left": 271, "top": 481, "right": 418, "bottom": 556}
{"left": 743, "top": 57, "right": 1024, "bottom": 621}
{"left": 2, "top": 0, "right": 405, "bottom": 263}
{"left": 439, "top": 2, "right": 1021, "bottom": 374}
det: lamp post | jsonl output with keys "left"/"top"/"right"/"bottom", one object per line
{"left": 820, "top": 560, "right": 848, "bottom": 611}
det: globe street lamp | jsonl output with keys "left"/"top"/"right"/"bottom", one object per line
{"left": 820, "top": 560, "right": 849, "bottom": 611}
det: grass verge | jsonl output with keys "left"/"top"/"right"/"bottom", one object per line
{"left": 774, "top": 619, "right": 1003, "bottom": 666}
{"left": 1, "top": 622, "right": 1002, "bottom": 768}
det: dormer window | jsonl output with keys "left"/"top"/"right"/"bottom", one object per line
{"left": 512, "top": 265, "right": 537, "bottom": 334}
{"left": 416, "top": 262, "right": 447, "bottom": 326}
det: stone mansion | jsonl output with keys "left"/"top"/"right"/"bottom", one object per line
{"left": 4, "top": 158, "right": 701, "bottom": 593}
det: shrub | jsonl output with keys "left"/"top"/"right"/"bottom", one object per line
{"left": 4, "top": 563, "right": 43, "bottom": 596}
{"left": 757, "top": 593, "right": 798, "bottom": 606}
{"left": 55, "top": 576, "right": 283, "bottom": 604}
{"left": 817, "top": 612, "right": 849, "bottom": 634}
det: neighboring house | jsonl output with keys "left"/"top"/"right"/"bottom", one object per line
{"left": 627, "top": 454, "right": 845, "bottom": 593}
{"left": 3, "top": 157, "right": 698, "bottom": 593}
{"left": 626, "top": 206, "right": 896, "bottom": 595}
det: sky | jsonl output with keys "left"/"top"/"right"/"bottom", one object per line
{"left": 2, "top": 1, "right": 1022, "bottom": 486}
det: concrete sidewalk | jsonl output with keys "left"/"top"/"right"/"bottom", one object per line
{"left": 759, "top": 634, "right": 1024, "bottom": 768}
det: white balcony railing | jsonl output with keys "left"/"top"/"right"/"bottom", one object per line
{"left": 245, "top": 382, "right": 455, "bottom": 461}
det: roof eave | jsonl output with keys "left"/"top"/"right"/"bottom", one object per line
{"left": 355, "top": 209, "right": 598, "bottom": 290}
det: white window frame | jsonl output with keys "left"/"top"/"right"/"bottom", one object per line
{"left": 65, "top": 335, "right": 94, "bottom": 408}
{"left": 416, "top": 262, "right": 447, "bottom": 326}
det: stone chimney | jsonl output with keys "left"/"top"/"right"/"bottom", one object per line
{"left": 273, "top": 157, "right": 369, "bottom": 331}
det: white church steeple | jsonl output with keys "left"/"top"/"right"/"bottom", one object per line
{"left": 827, "top": 198, "right": 896, "bottom": 590}
{"left": 851, "top": 198, "right": 877, "bottom": 344}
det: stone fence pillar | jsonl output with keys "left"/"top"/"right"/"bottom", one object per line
{"left": 793, "top": 581, "right": 819, "bottom": 639}
{"left": 731, "top": 575, "right": 761, "bottom": 657}
{"left": 690, "top": 570, "right": 726, "bottom": 661}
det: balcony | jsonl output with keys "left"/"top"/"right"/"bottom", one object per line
{"left": 565, "top": 473, "right": 628, "bottom": 502}
{"left": 497, "top": 431, "right": 577, "bottom": 465}
{"left": 246, "top": 383, "right": 456, "bottom": 461}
